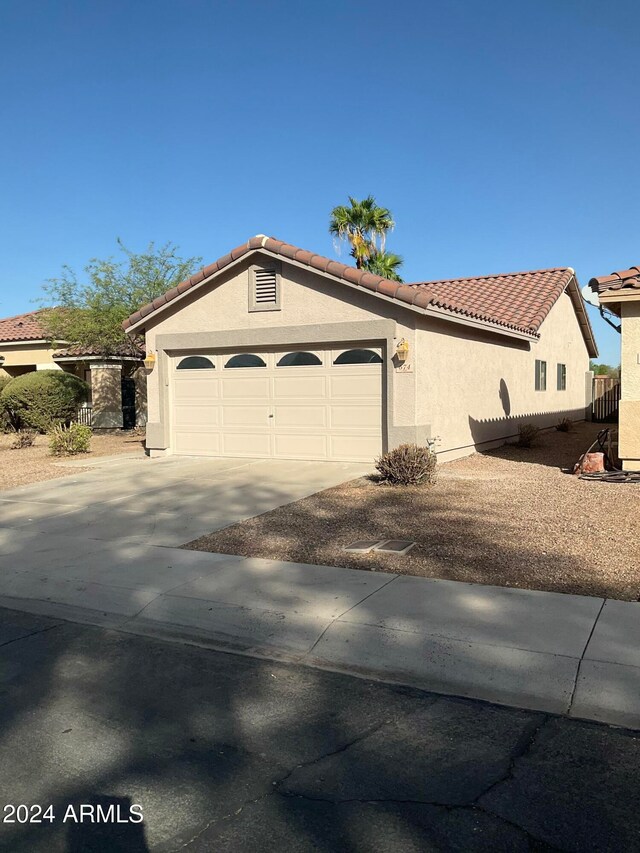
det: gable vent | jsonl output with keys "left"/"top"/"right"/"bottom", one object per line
{"left": 254, "top": 268, "right": 278, "bottom": 304}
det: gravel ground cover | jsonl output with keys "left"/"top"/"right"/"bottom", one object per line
{"left": 0, "top": 431, "right": 145, "bottom": 490}
{"left": 186, "top": 422, "right": 640, "bottom": 600}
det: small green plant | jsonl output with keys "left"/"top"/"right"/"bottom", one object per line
{"left": 10, "top": 429, "right": 37, "bottom": 449}
{"left": 48, "top": 423, "right": 92, "bottom": 456}
{"left": 517, "top": 423, "right": 539, "bottom": 448}
{"left": 555, "top": 417, "right": 573, "bottom": 432}
{"left": 375, "top": 443, "right": 437, "bottom": 485}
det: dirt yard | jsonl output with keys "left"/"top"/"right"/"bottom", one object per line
{"left": 0, "top": 431, "right": 145, "bottom": 490}
{"left": 186, "top": 422, "right": 640, "bottom": 601}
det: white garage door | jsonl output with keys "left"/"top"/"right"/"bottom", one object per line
{"left": 171, "top": 346, "right": 383, "bottom": 462}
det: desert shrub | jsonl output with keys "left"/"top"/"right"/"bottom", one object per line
{"left": 555, "top": 417, "right": 573, "bottom": 432}
{"left": 48, "top": 423, "right": 92, "bottom": 456}
{"left": 517, "top": 422, "right": 539, "bottom": 448}
{"left": 375, "top": 443, "right": 437, "bottom": 486}
{"left": 10, "top": 429, "right": 37, "bottom": 449}
{"left": 1, "top": 370, "right": 89, "bottom": 433}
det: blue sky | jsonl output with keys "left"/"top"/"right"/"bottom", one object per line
{"left": 1, "top": 0, "right": 637, "bottom": 364}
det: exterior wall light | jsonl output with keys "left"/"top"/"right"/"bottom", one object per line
{"left": 143, "top": 352, "right": 156, "bottom": 372}
{"left": 395, "top": 339, "right": 409, "bottom": 362}
{"left": 0, "top": 355, "right": 5, "bottom": 366}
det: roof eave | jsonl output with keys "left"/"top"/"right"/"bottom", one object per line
{"left": 124, "top": 247, "right": 547, "bottom": 345}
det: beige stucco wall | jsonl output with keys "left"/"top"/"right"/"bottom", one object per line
{"left": 619, "top": 299, "right": 640, "bottom": 470}
{"left": 139, "top": 254, "right": 592, "bottom": 461}
{"left": 416, "top": 291, "right": 592, "bottom": 461}
{"left": 0, "top": 342, "right": 59, "bottom": 377}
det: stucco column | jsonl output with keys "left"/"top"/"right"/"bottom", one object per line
{"left": 90, "top": 362, "right": 123, "bottom": 429}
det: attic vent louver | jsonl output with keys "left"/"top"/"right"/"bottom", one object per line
{"left": 249, "top": 264, "right": 280, "bottom": 312}
{"left": 254, "top": 268, "right": 277, "bottom": 303}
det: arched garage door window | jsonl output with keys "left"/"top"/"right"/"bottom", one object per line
{"left": 276, "top": 351, "right": 322, "bottom": 367}
{"left": 225, "top": 354, "right": 267, "bottom": 368}
{"left": 177, "top": 356, "right": 214, "bottom": 370}
{"left": 333, "top": 349, "right": 382, "bottom": 365}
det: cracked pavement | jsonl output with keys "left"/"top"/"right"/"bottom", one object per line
{"left": 1, "top": 607, "right": 639, "bottom": 852}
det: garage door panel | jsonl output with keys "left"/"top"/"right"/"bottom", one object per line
{"left": 174, "top": 431, "right": 221, "bottom": 454}
{"left": 222, "top": 377, "right": 270, "bottom": 399}
{"left": 222, "top": 406, "right": 270, "bottom": 427}
{"left": 174, "top": 406, "right": 220, "bottom": 427}
{"left": 221, "top": 431, "right": 271, "bottom": 456}
{"left": 273, "top": 376, "right": 326, "bottom": 398}
{"left": 329, "top": 374, "right": 381, "bottom": 397}
{"left": 174, "top": 378, "right": 219, "bottom": 401}
{"left": 273, "top": 433, "right": 328, "bottom": 458}
{"left": 330, "top": 405, "right": 380, "bottom": 428}
{"left": 274, "top": 406, "right": 327, "bottom": 427}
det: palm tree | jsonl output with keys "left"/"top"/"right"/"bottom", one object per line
{"left": 364, "top": 251, "right": 404, "bottom": 282}
{"left": 329, "top": 196, "right": 395, "bottom": 268}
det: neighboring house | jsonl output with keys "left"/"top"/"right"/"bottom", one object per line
{"left": 0, "top": 310, "right": 146, "bottom": 429}
{"left": 124, "top": 235, "right": 598, "bottom": 463}
{"left": 589, "top": 266, "right": 640, "bottom": 471}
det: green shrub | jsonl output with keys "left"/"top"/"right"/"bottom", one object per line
{"left": 0, "top": 375, "right": 12, "bottom": 433}
{"left": 48, "top": 423, "right": 92, "bottom": 456}
{"left": 555, "top": 417, "right": 573, "bottom": 432}
{"left": 10, "top": 429, "right": 37, "bottom": 449}
{"left": 517, "top": 422, "right": 539, "bottom": 448}
{"left": 375, "top": 443, "right": 437, "bottom": 486}
{"left": 1, "top": 370, "right": 89, "bottom": 433}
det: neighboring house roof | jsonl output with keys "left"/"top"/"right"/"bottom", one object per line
{"left": 53, "top": 343, "right": 144, "bottom": 360}
{"left": 123, "top": 235, "right": 598, "bottom": 355}
{"left": 589, "top": 266, "right": 640, "bottom": 294}
{"left": 0, "top": 309, "right": 48, "bottom": 343}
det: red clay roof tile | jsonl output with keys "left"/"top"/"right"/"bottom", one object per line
{"left": 122, "top": 236, "right": 595, "bottom": 354}
{"left": 589, "top": 266, "right": 640, "bottom": 293}
{"left": 0, "top": 310, "right": 48, "bottom": 342}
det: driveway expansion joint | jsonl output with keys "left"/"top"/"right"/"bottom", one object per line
{"left": 566, "top": 596, "right": 607, "bottom": 716}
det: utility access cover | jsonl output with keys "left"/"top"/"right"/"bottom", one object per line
{"left": 374, "top": 540, "right": 416, "bottom": 555}
{"left": 343, "top": 540, "right": 384, "bottom": 553}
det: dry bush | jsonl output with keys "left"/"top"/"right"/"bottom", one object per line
{"left": 10, "top": 429, "right": 37, "bottom": 449}
{"left": 556, "top": 417, "right": 573, "bottom": 432}
{"left": 517, "top": 423, "right": 540, "bottom": 448}
{"left": 375, "top": 443, "right": 437, "bottom": 486}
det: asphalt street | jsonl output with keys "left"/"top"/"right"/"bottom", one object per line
{"left": 0, "top": 606, "right": 639, "bottom": 852}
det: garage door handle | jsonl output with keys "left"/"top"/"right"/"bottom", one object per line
{"left": 268, "top": 414, "right": 274, "bottom": 418}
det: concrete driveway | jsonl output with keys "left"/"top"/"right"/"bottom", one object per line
{"left": 1, "top": 454, "right": 638, "bottom": 729}
{"left": 0, "top": 454, "right": 368, "bottom": 546}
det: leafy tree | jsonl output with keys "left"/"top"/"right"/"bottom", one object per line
{"left": 364, "top": 251, "right": 404, "bottom": 282}
{"left": 329, "top": 196, "right": 396, "bottom": 269}
{"left": 40, "top": 240, "right": 203, "bottom": 356}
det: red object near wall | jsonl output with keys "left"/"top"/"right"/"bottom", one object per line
{"left": 574, "top": 452, "right": 605, "bottom": 475}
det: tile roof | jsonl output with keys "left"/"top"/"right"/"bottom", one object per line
{"left": 123, "top": 236, "right": 596, "bottom": 353}
{"left": 406, "top": 267, "right": 575, "bottom": 335}
{"left": 53, "top": 343, "right": 144, "bottom": 359}
{"left": 589, "top": 266, "right": 640, "bottom": 294}
{"left": 0, "top": 310, "right": 47, "bottom": 342}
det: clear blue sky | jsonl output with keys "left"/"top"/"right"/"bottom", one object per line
{"left": 1, "top": 0, "right": 637, "bottom": 365}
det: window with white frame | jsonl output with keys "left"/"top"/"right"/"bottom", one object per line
{"left": 535, "top": 359, "right": 547, "bottom": 391}
{"left": 557, "top": 363, "right": 567, "bottom": 391}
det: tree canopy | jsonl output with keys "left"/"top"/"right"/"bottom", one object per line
{"left": 329, "top": 195, "right": 404, "bottom": 281}
{"left": 40, "top": 240, "right": 203, "bottom": 356}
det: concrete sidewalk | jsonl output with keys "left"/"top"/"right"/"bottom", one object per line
{"left": 0, "top": 533, "right": 637, "bottom": 728}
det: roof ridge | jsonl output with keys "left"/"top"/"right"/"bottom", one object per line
{"left": 406, "top": 267, "right": 573, "bottom": 287}
{"left": 0, "top": 308, "right": 46, "bottom": 323}
{"left": 122, "top": 236, "right": 595, "bottom": 355}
